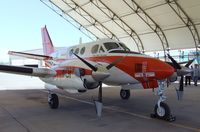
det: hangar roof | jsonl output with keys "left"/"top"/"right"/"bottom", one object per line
{"left": 41, "top": 0, "right": 200, "bottom": 53}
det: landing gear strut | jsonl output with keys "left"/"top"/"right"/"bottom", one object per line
{"left": 120, "top": 89, "right": 130, "bottom": 100}
{"left": 94, "top": 82, "right": 103, "bottom": 117}
{"left": 151, "top": 81, "right": 176, "bottom": 122}
{"left": 48, "top": 93, "right": 59, "bottom": 109}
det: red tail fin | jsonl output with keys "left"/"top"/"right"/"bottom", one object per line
{"left": 41, "top": 26, "right": 54, "bottom": 55}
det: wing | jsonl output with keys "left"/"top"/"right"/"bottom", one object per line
{"left": 8, "top": 51, "right": 52, "bottom": 60}
{"left": 0, "top": 64, "right": 56, "bottom": 77}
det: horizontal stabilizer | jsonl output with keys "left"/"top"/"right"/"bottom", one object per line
{"left": 24, "top": 64, "right": 38, "bottom": 68}
{"left": 8, "top": 51, "right": 53, "bottom": 60}
{"left": 0, "top": 64, "right": 56, "bottom": 77}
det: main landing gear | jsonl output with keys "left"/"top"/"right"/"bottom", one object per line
{"left": 48, "top": 93, "right": 59, "bottom": 109}
{"left": 120, "top": 89, "right": 130, "bottom": 100}
{"left": 151, "top": 81, "right": 176, "bottom": 122}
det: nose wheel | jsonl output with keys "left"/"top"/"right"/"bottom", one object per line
{"left": 151, "top": 102, "right": 176, "bottom": 122}
{"left": 120, "top": 89, "right": 130, "bottom": 100}
{"left": 154, "top": 102, "right": 170, "bottom": 120}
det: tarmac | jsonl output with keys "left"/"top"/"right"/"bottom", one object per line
{"left": 0, "top": 73, "right": 200, "bottom": 132}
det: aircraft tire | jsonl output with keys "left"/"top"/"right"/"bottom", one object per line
{"left": 48, "top": 94, "right": 59, "bottom": 109}
{"left": 120, "top": 89, "right": 130, "bottom": 100}
{"left": 78, "top": 90, "right": 87, "bottom": 93}
{"left": 154, "top": 102, "right": 170, "bottom": 120}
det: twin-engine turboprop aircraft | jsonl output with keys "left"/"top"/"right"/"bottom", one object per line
{"left": 0, "top": 26, "right": 191, "bottom": 121}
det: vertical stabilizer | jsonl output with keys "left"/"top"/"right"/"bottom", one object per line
{"left": 41, "top": 26, "right": 54, "bottom": 55}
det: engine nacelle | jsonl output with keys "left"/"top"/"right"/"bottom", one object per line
{"left": 83, "top": 79, "right": 99, "bottom": 89}
{"left": 33, "top": 68, "right": 56, "bottom": 77}
{"left": 168, "top": 72, "right": 177, "bottom": 82}
{"left": 74, "top": 67, "right": 109, "bottom": 89}
{"left": 74, "top": 68, "right": 85, "bottom": 77}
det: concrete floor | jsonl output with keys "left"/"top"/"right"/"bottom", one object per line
{"left": 0, "top": 83, "right": 200, "bottom": 132}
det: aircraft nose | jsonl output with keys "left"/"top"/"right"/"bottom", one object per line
{"left": 161, "top": 63, "right": 175, "bottom": 79}
{"left": 155, "top": 61, "right": 175, "bottom": 80}
{"left": 166, "top": 65, "right": 174, "bottom": 76}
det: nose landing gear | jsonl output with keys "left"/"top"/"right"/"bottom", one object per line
{"left": 151, "top": 81, "right": 176, "bottom": 122}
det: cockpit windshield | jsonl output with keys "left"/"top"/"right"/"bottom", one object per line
{"left": 103, "top": 42, "right": 130, "bottom": 52}
{"left": 103, "top": 42, "right": 120, "bottom": 51}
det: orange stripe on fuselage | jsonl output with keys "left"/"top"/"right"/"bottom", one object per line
{"left": 55, "top": 66, "right": 92, "bottom": 78}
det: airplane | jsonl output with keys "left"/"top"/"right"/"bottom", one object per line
{"left": 0, "top": 26, "right": 191, "bottom": 122}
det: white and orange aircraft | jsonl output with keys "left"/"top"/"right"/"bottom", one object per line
{"left": 0, "top": 26, "right": 188, "bottom": 121}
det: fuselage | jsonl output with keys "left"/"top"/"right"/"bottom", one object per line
{"left": 40, "top": 39, "right": 174, "bottom": 91}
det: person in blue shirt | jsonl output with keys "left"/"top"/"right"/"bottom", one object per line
{"left": 193, "top": 64, "right": 199, "bottom": 86}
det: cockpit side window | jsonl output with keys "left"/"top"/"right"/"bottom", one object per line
{"left": 103, "top": 42, "right": 120, "bottom": 51}
{"left": 99, "top": 46, "right": 105, "bottom": 53}
{"left": 91, "top": 44, "right": 99, "bottom": 54}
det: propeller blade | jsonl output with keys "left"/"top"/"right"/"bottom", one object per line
{"left": 177, "top": 66, "right": 193, "bottom": 76}
{"left": 176, "top": 89, "right": 184, "bottom": 100}
{"left": 106, "top": 56, "right": 125, "bottom": 70}
{"left": 73, "top": 53, "right": 110, "bottom": 81}
{"left": 167, "top": 54, "right": 181, "bottom": 69}
{"left": 179, "top": 75, "right": 184, "bottom": 91}
{"left": 166, "top": 62, "right": 174, "bottom": 68}
{"left": 185, "top": 58, "right": 195, "bottom": 67}
{"left": 73, "top": 53, "right": 97, "bottom": 71}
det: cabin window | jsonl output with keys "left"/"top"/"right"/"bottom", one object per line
{"left": 75, "top": 48, "right": 79, "bottom": 54}
{"left": 69, "top": 49, "right": 74, "bottom": 56}
{"left": 103, "top": 42, "right": 120, "bottom": 51}
{"left": 91, "top": 44, "right": 99, "bottom": 54}
{"left": 80, "top": 47, "right": 85, "bottom": 55}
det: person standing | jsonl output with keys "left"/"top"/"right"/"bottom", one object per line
{"left": 185, "top": 66, "right": 192, "bottom": 86}
{"left": 191, "top": 65, "right": 194, "bottom": 79}
{"left": 193, "top": 64, "right": 199, "bottom": 86}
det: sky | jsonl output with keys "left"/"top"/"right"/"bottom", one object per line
{"left": 0, "top": 0, "right": 91, "bottom": 62}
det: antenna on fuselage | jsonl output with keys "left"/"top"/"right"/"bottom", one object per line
{"left": 79, "top": 37, "right": 82, "bottom": 45}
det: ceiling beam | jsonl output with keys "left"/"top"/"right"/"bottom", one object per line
{"left": 90, "top": 0, "right": 144, "bottom": 53}
{"left": 123, "top": 0, "right": 170, "bottom": 57}
{"left": 41, "top": 0, "right": 98, "bottom": 40}
{"left": 166, "top": 0, "right": 200, "bottom": 52}
{"left": 61, "top": 0, "right": 119, "bottom": 40}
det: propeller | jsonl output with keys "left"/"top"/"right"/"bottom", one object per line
{"left": 73, "top": 53, "right": 97, "bottom": 71}
{"left": 167, "top": 54, "right": 194, "bottom": 100}
{"left": 167, "top": 54, "right": 193, "bottom": 76}
{"left": 73, "top": 53, "right": 125, "bottom": 117}
{"left": 106, "top": 56, "right": 125, "bottom": 70}
{"left": 73, "top": 53, "right": 125, "bottom": 81}
{"left": 185, "top": 58, "right": 195, "bottom": 68}
{"left": 167, "top": 54, "right": 181, "bottom": 69}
